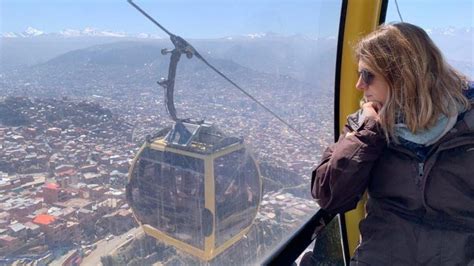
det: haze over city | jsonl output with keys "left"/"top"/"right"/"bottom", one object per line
{"left": 0, "top": 0, "right": 473, "bottom": 265}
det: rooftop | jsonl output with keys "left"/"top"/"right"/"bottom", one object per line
{"left": 9, "top": 223, "right": 26, "bottom": 232}
{"left": 44, "top": 182, "right": 59, "bottom": 190}
{"left": 33, "top": 214, "right": 56, "bottom": 225}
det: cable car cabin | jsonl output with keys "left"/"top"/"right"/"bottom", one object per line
{"left": 126, "top": 121, "right": 262, "bottom": 260}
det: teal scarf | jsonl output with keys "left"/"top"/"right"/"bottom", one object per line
{"left": 394, "top": 102, "right": 465, "bottom": 146}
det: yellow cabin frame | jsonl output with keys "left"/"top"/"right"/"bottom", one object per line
{"left": 336, "top": 0, "right": 387, "bottom": 259}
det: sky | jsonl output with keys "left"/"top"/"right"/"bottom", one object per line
{"left": 0, "top": 0, "right": 473, "bottom": 38}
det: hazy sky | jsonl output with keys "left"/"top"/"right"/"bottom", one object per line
{"left": 0, "top": 0, "right": 473, "bottom": 38}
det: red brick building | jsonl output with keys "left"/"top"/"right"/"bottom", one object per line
{"left": 43, "top": 183, "right": 60, "bottom": 204}
{"left": 33, "top": 214, "right": 78, "bottom": 247}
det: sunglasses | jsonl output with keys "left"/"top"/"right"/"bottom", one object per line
{"left": 358, "top": 69, "right": 375, "bottom": 86}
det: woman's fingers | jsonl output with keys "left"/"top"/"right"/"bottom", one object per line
{"left": 361, "top": 101, "right": 381, "bottom": 120}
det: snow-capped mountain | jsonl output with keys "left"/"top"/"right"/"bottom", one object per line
{"left": 246, "top": 32, "right": 268, "bottom": 39}
{"left": 2, "top": 26, "right": 45, "bottom": 38}
{"left": 24, "top": 26, "right": 45, "bottom": 36}
{"left": 1, "top": 26, "right": 162, "bottom": 39}
{"left": 59, "top": 27, "right": 128, "bottom": 38}
{"left": 1, "top": 32, "right": 18, "bottom": 38}
{"left": 426, "top": 26, "right": 474, "bottom": 36}
{"left": 223, "top": 32, "right": 323, "bottom": 42}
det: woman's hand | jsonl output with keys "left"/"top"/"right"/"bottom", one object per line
{"left": 361, "top": 101, "right": 382, "bottom": 121}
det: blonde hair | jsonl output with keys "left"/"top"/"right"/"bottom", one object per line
{"left": 355, "top": 22, "right": 470, "bottom": 143}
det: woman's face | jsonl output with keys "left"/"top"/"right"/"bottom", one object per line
{"left": 356, "top": 60, "right": 389, "bottom": 106}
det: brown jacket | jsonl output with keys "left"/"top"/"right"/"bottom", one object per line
{"left": 312, "top": 105, "right": 474, "bottom": 265}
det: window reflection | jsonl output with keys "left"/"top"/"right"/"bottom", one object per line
{"left": 215, "top": 149, "right": 260, "bottom": 246}
{"left": 128, "top": 150, "right": 206, "bottom": 249}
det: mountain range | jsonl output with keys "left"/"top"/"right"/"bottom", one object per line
{"left": 1, "top": 26, "right": 163, "bottom": 39}
{"left": 3, "top": 26, "right": 472, "bottom": 40}
{"left": 0, "top": 26, "right": 472, "bottom": 96}
{"left": 0, "top": 32, "right": 338, "bottom": 90}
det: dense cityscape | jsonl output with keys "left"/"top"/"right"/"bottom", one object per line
{"left": 0, "top": 38, "right": 335, "bottom": 265}
{"left": 1, "top": 28, "right": 471, "bottom": 266}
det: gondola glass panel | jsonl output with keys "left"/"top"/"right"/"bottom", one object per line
{"left": 126, "top": 123, "right": 261, "bottom": 260}
{"left": 129, "top": 149, "right": 206, "bottom": 249}
{"left": 215, "top": 149, "right": 260, "bottom": 247}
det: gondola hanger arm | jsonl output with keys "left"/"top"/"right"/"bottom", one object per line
{"left": 127, "top": 0, "right": 317, "bottom": 147}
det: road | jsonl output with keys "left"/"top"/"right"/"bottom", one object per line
{"left": 80, "top": 227, "right": 143, "bottom": 266}
{"left": 50, "top": 249, "right": 78, "bottom": 266}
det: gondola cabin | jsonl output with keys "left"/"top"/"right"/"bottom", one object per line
{"left": 126, "top": 121, "right": 262, "bottom": 260}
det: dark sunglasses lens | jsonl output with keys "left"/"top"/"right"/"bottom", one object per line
{"left": 361, "top": 69, "right": 374, "bottom": 85}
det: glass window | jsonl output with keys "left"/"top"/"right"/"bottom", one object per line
{"left": 128, "top": 150, "right": 206, "bottom": 249}
{"left": 385, "top": 0, "right": 474, "bottom": 79}
{"left": 214, "top": 148, "right": 260, "bottom": 247}
{"left": 0, "top": 0, "right": 342, "bottom": 264}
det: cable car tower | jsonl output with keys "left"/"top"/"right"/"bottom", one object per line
{"left": 125, "top": 0, "right": 262, "bottom": 260}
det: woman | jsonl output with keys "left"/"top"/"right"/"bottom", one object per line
{"left": 311, "top": 22, "right": 474, "bottom": 264}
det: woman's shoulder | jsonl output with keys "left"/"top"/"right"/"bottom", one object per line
{"left": 464, "top": 81, "right": 474, "bottom": 100}
{"left": 460, "top": 82, "right": 474, "bottom": 130}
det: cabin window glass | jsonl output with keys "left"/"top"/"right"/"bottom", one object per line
{"left": 129, "top": 151, "right": 206, "bottom": 249}
{"left": 214, "top": 149, "right": 260, "bottom": 247}
{"left": 385, "top": 1, "right": 474, "bottom": 79}
{"left": 0, "top": 0, "right": 343, "bottom": 264}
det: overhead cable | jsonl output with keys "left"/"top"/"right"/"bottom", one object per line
{"left": 394, "top": 0, "right": 404, "bottom": 22}
{"left": 127, "top": 0, "right": 317, "bottom": 146}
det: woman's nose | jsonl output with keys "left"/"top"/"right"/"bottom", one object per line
{"left": 355, "top": 76, "right": 365, "bottom": 91}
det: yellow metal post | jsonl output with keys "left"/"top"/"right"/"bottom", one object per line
{"left": 338, "top": 0, "right": 385, "bottom": 257}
